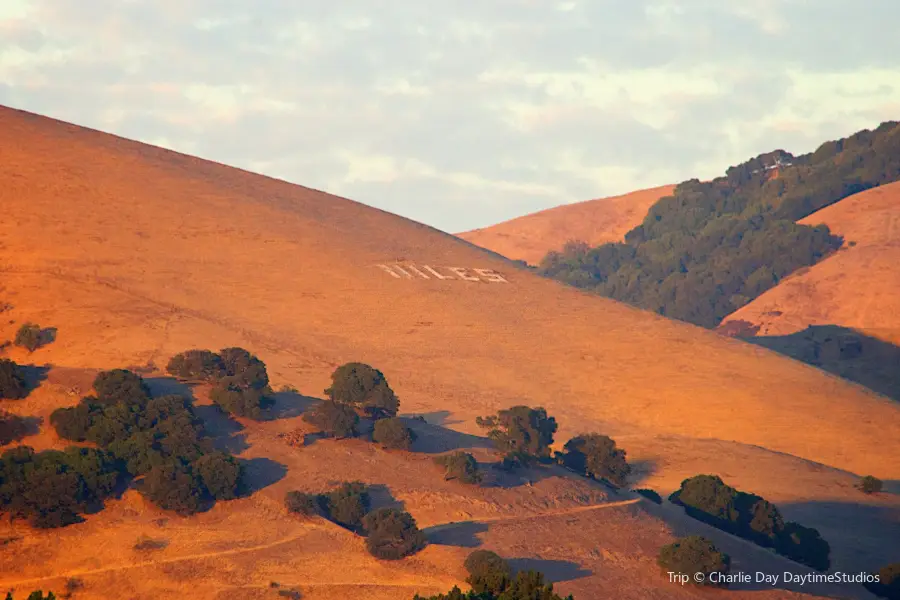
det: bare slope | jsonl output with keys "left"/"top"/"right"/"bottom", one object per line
{"left": 0, "top": 106, "right": 897, "bottom": 599}
{"left": 456, "top": 184, "right": 674, "bottom": 265}
{"left": 721, "top": 181, "right": 900, "bottom": 344}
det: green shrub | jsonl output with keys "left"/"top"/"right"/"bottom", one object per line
{"left": 303, "top": 401, "right": 359, "bottom": 438}
{"left": 372, "top": 417, "right": 416, "bottom": 450}
{"left": 362, "top": 507, "right": 427, "bottom": 560}
{"left": 635, "top": 489, "right": 662, "bottom": 504}
{"left": 556, "top": 434, "right": 631, "bottom": 486}
{"left": 476, "top": 406, "right": 557, "bottom": 459}
{"left": 218, "top": 347, "right": 270, "bottom": 390}
{"left": 776, "top": 522, "right": 831, "bottom": 571}
{"left": 0, "top": 411, "right": 28, "bottom": 445}
{"left": 325, "top": 362, "right": 399, "bottom": 419}
{"left": 166, "top": 350, "right": 225, "bottom": 381}
{"left": 0, "top": 359, "right": 27, "bottom": 400}
{"left": 284, "top": 491, "right": 320, "bottom": 516}
{"left": 464, "top": 549, "right": 511, "bottom": 594}
{"left": 321, "top": 482, "right": 370, "bottom": 531}
{"left": 859, "top": 475, "right": 883, "bottom": 494}
{"left": 435, "top": 452, "right": 482, "bottom": 485}
{"left": 866, "top": 562, "right": 900, "bottom": 599}
{"left": 14, "top": 323, "right": 43, "bottom": 353}
{"left": 658, "top": 536, "right": 730, "bottom": 586}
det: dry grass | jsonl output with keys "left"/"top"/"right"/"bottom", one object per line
{"left": 722, "top": 181, "right": 900, "bottom": 344}
{"left": 457, "top": 184, "right": 674, "bottom": 265}
{"left": 0, "top": 105, "right": 897, "bottom": 599}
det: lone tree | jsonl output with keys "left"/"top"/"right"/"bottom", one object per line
{"left": 435, "top": 452, "right": 482, "bottom": 485}
{"left": 325, "top": 362, "right": 399, "bottom": 419}
{"left": 476, "top": 405, "right": 558, "bottom": 459}
{"left": 14, "top": 323, "right": 44, "bottom": 353}
{"left": 556, "top": 434, "right": 631, "bottom": 486}
{"left": 858, "top": 475, "right": 883, "bottom": 494}
{"left": 658, "top": 536, "right": 731, "bottom": 586}
{"left": 464, "top": 549, "right": 512, "bottom": 594}
{"left": 372, "top": 417, "right": 416, "bottom": 450}
{"left": 0, "top": 359, "right": 28, "bottom": 400}
{"left": 362, "top": 507, "right": 427, "bottom": 560}
{"left": 303, "top": 400, "right": 359, "bottom": 438}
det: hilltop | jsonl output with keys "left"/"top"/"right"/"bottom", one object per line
{"left": 456, "top": 185, "right": 674, "bottom": 266}
{"left": 0, "top": 105, "right": 897, "bottom": 599}
{"left": 532, "top": 122, "right": 900, "bottom": 328}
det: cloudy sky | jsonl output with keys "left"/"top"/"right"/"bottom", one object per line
{"left": 2, "top": 1, "right": 899, "bottom": 232}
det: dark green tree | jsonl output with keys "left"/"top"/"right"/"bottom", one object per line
{"left": 320, "top": 482, "right": 370, "bottom": 531}
{"left": 92, "top": 369, "right": 150, "bottom": 406}
{"left": 193, "top": 452, "right": 242, "bottom": 500}
{"left": 14, "top": 323, "right": 43, "bottom": 353}
{"left": 303, "top": 401, "right": 359, "bottom": 438}
{"left": 476, "top": 406, "right": 557, "bottom": 459}
{"left": 166, "top": 349, "right": 225, "bottom": 381}
{"left": 657, "top": 536, "right": 730, "bottom": 587}
{"left": 465, "top": 550, "right": 512, "bottom": 594}
{"left": 325, "top": 362, "right": 399, "bottom": 419}
{"left": 362, "top": 507, "right": 427, "bottom": 560}
{"left": 435, "top": 452, "right": 482, "bottom": 485}
{"left": 556, "top": 434, "right": 631, "bottom": 486}
{"left": 372, "top": 417, "right": 416, "bottom": 450}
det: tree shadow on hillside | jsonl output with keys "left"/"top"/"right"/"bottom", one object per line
{"left": 262, "top": 391, "right": 318, "bottom": 421}
{"left": 404, "top": 410, "right": 464, "bottom": 427}
{"left": 423, "top": 521, "right": 489, "bottom": 548}
{"left": 194, "top": 404, "right": 249, "bottom": 453}
{"left": 407, "top": 420, "right": 495, "bottom": 454}
{"left": 507, "top": 558, "right": 591, "bottom": 583}
{"left": 738, "top": 324, "right": 900, "bottom": 402}
{"left": 20, "top": 364, "right": 50, "bottom": 396}
{"left": 238, "top": 457, "right": 288, "bottom": 496}
{"left": 367, "top": 483, "right": 406, "bottom": 512}
{"left": 627, "top": 459, "right": 658, "bottom": 488}
{"left": 646, "top": 497, "right": 895, "bottom": 598}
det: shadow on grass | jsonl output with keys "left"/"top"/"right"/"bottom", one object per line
{"left": 423, "top": 520, "right": 489, "bottom": 548}
{"left": 508, "top": 558, "right": 592, "bottom": 583}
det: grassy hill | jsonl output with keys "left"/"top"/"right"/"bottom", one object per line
{"left": 456, "top": 185, "right": 674, "bottom": 266}
{"left": 0, "top": 105, "right": 897, "bottom": 599}
{"left": 536, "top": 121, "right": 900, "bottom": 328}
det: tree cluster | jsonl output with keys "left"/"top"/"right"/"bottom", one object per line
{"left": 657, "top": 536, "right": 730, "bottom": 586}
{"left": 168, "top": 347, "right": 273, "bottom": 419}
{"left": 46, "top": 369, "right": 243, "bottom": 518}
{"left": 414, "top": 549, "right": 574, "bottom": 599}
{"left": 538, "top": 121, "right": 900, "bottom": 327}
{"left": 555, "top": 434, "right": 630, "bottom": 487}
{"left": 303, "top": 363, "right": 401, "bottom": 438}
{"left": 284, "top": 482, "right": 426, "bottom": 560}
{"left": 434, "top": 451, "right": 483, "bottom": 485}
{"left": 669, "top": 475, "right": 830, "bottom": 570}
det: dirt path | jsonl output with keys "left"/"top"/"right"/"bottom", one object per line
{"left": 0, "top": 498, "right": 642, "bottom": 589}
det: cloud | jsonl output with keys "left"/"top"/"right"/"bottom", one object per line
{"left": 1, "top": 0, "right": 899, "bottom": 232}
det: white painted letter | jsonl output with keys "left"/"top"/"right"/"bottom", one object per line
{"left": 406, "top": 264, "right": 431, "bottom": 279}
{"left": 474, "top": 268, "right": 508, "bottom": 283}
{"left": 422, "top": 265, "right": 452, "bottom": 280}
{"left": 448, "top": 267, "right": 480, "bottom": 282}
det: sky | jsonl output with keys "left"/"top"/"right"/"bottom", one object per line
{"left": 2, "top": 1, "right": 899, "bottom": 233}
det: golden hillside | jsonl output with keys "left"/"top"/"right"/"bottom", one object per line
{"left": 0, "top": 106, "right": 897, "bottom": 599}
{"left": 722, "top": 181, "right": 900, "bottom": 344}
{"left": 456, "top": 185, "right": 674, "bottom": 265}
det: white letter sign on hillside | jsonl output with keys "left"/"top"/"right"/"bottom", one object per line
{"left": 376, "top": 263, "right": 508, "bottom": 283}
